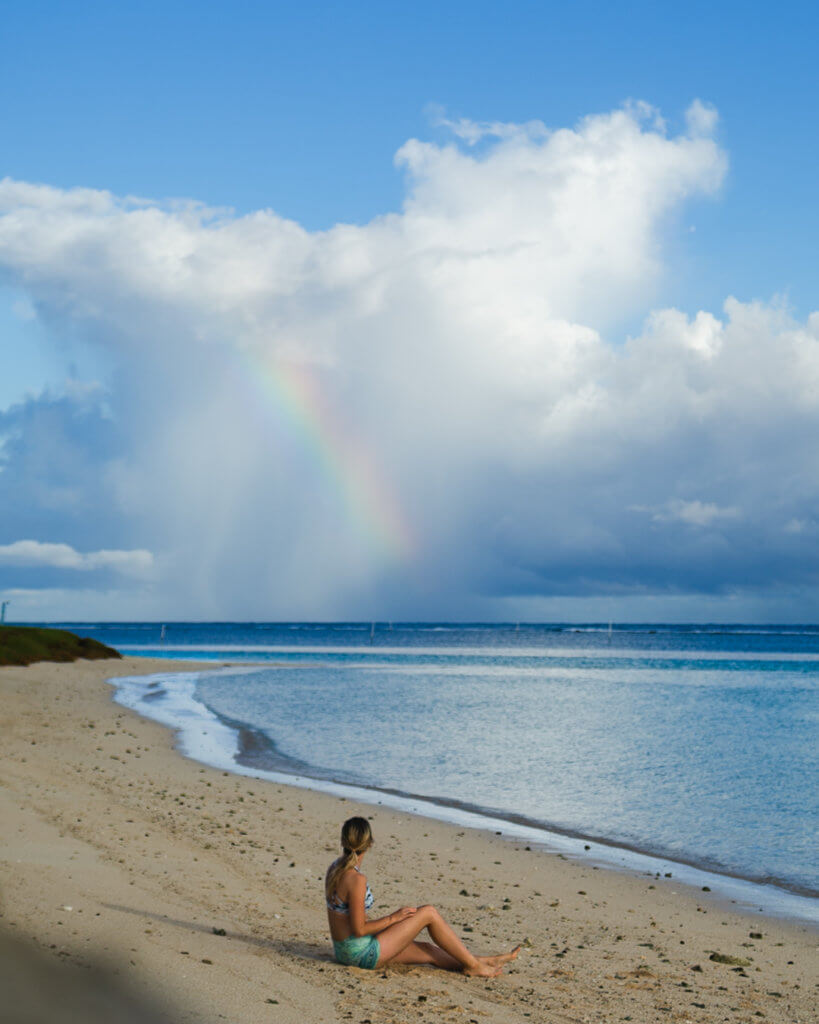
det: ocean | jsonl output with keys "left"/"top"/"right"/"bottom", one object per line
{"left": 56, "top": 622, "right": 819, "bottom": 923}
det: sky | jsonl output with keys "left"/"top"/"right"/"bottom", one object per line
{"left": 1, "top": 0, "right": 818, "bottom": 622}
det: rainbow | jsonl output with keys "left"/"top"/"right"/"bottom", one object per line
{"left": 239, "top": 351, "right": 414, "bottom": 562}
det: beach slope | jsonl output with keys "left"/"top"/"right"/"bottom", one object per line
{"left": 1, "top": 658, "right": 815, "bottom": 1023}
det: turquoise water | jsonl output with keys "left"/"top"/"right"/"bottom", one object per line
{"left": 65, "top": 622, "right": 819, "bottom": 905}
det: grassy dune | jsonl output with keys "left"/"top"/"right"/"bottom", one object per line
{"left": 0, "top": 626, "right": 121, "bottom": 667}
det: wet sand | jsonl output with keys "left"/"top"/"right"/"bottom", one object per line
{"left": 1, "top": 657, "right": 816, "bottom": 1023}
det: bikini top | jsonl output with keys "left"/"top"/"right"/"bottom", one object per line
{"left": 326, "top": 866, "right": 374, "bottom": 914}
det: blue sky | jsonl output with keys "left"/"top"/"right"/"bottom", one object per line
{"left": 1, "top": 1, "right": 818, "bottom": 620}
{"left": 3, "top": 0, "right": 817, "bottom": 403}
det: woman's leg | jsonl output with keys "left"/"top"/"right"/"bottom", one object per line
{"left": 386, "top": 940, "right": 460, "bottom": 970}
{"left": 375, "top": 905, "right": 500, "bottom": 976}
{"left": 382, "top": 937, "right": 520, "bottom": 971}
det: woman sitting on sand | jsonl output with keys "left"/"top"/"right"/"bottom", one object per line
{"left": 325, "top": 816, "right": 519, "bottom": 977}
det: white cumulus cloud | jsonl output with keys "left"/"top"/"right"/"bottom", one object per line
{"left": 685, "top": 99, "right": 720, "bottom": 138}
{"left": 640, "top": 500, "right": 742, "bottom": 527}
{"left": 1, "top": 101, "right": 818, "bottom": 620}
{"left": 0, "top": 540, "right": 154, "bottom": 577}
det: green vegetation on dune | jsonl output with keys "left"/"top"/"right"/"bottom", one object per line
{"left": 0, "top": 626, "right": 121, "bottom": 667}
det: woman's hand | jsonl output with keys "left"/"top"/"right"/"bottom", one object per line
{"left": 392, "top": 906, "right": 417, "bottom": 923}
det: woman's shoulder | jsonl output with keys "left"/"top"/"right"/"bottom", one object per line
{"left": 339, "top": 866, "right": 366, "bottom": 893}
{"left": 326, "top": 859, "right": 364, "bottom": 885}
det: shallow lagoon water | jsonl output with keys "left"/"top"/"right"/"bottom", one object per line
{"left": 64, "top": 622, "right": 818, "bottom": 920}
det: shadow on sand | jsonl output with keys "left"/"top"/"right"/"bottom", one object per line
{"left": 101, "top": 901, "right": 334, "bottom": 963}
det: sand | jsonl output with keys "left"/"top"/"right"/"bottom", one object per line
{"left": 1, "top": 656, "right": 816, "bottom": 1023}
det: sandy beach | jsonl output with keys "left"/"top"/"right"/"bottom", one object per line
{"left": 1, "top": 656, "right": 816, "bottom": 1023}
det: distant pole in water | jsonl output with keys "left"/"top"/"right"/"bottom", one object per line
{"left": 369, "top": 621, "right": 375, "bottom": 644}
{"left": 608, "top": 620, "right": 613, "bottom": 644}
{"left": 160, "top": 624, "right": 167, "bottom": 644}
{"left": 0, "top": 600, "right": 9, "bottom": 625}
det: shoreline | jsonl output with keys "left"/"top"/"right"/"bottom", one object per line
{"left": 113, "top": 663, "right": 819, "bottom": 922}
{"left": 232, "top": 719, "right": 819, "bottom": 909}
{"left": 2, "top": 656, "right": 817, "bottom": 1024}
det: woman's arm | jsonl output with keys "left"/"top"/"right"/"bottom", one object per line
{"left": 347, "top": 874, "right": 416, "bottom": 937}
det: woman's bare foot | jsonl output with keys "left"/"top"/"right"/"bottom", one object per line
{"left": 478, "top": 944, "right": 521, "bottom": 967}
{"left": 463, "top": 962, "right": 503, "bottom": 978}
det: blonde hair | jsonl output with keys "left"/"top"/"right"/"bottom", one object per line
{"left": 325, "top": 817, "right": 373, "bottom": 899}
